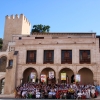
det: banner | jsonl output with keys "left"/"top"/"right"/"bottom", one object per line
{"left": 30, "top": 72, "right": 36, "bottom": 79}
{"left": 49, "top": 71, "right": 54, "bottom": 79}
{"left": 61, "top": 73, "right": 66, "bottom": 80}
{"left": 75, "top": 74, "right": 81, "bottom": 82}
{"left": 32, "top": 79, "right": 35, "bottom": 82}
{"left": 41, "top": 75, "right": 46, "bottom": 82}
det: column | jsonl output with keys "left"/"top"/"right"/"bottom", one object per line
{"left": 36, "top": 49, "right": 43, "bottom": 64}
{"left": 93, "top": 72, "right": 97, "bottom": 85}
{"left": 54, "top": 49, "right": 61, "bottom": 64}
{"left": 4, "top": 54, "right": 18, "bottom": 94}
{"left": 38, "top": 71, "right": 40, "bottom": 83}
{"left": 0, "top": 80, "right": 2, "bottom": 94}
{"left": 55, "top": 69, "right": 59, "bottom": 84}
{"left": 72, "top": 48, "right": 79, "bottom": 64}
{"left": 73, "top": 68, "right": 78, "bottom": 83}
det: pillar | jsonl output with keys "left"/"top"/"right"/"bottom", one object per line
{"left": 4, "top": 54, "right": 18, "bottom": 94}
{"left": 56, "top": 71, "right": 59, "bottom": 84}
{"left": 93, "top": 72, "right": 98, "bottom": 85}
{"left": 0, "top": 80, "right": 2, "bottom": 94}
{"left": 38, "top": 71, "right": 40, "bottom": 83}
{"left": 73, "top": 70, "right": 78, "bottom": 84}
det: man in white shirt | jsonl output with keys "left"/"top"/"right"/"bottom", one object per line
{"left": 87, "top": 87, "right": 91, "bottom": 98}
{"left": 36, "top": 91, "right": 41, "bottom": 98}
{"left": 22, "top": 91, "right": 27, "bottom": 98}
{"left": 77, "top": 91, "right": 82, "bottom": 99}
{"left": 48, "top": 91, "right": 53, "bottom": 99}
{"left": 91, "top": 87, "right": 95, "bottom": 98}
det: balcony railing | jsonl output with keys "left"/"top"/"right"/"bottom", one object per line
{"left": 61, "top": 59, "right": 72, "bottom": 64}
{"left": 80, "top": 59, "right": 90, "bottom": 64}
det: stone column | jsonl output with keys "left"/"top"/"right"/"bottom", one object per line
{"left": 93, "top": 72, "right": 98, "bottom": 85}
{"left": 54, "top": 49, "right": 61, "bottom": 64}
{"left": 56, "top": 78, "right": 59, "bottom": 84}
{"left": 38, "top": 70, "right": 40, "bottom": 83}
{"left": 73, "top": 69, "right": 78, "bottom": 83}
{"left": 55, "top": 67, "right": 59, "bottom": 84}
{"left": 4, "top": 54, "right": 18, "bottom": 94}
{"left": 36, "top": 49, "right": 43, "bottom": 64}
{"left": 0, "top": 80, "right": 2, "bottom": 94}
{"left": 72, "top": 48, "right": 79, "bottom": 64}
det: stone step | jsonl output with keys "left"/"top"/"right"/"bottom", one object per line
{"left": 0, "top": 93, "right": 15, "bottom": 98}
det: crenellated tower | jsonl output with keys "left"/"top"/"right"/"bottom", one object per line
{"left": 3, "top": 14, "right": 31, "bottom": 50}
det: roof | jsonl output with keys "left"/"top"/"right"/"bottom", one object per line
{"left": 31, "top": 32, "right": 96, "bottom": 35}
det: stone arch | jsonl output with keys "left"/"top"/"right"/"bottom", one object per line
{"left": 40, "top": 66, "right": 56, "bottom": 74}
{"left": 0, "top": 56, "right": 7, "bottom": 72}
{"left": 78, "top": 67, "right": 94, "bottom": 84}
{"left": 40, "top": 67, "right": 56, "bottom": 84}
{"left": 0, "top": 76, "right": 5, "bottom": 80}
{"left": 22, "top": 66, "right": 39, "bottom": 78}
{"left": 0, "top": 55, "right": 7, "bottom": 58}
{"left": 58, "top": 66, "right": 75, "bottom": 74}
{"left": 22, "top": 67, "right": 38, "bottom": 83}
{"left": 59, "top": 67, "right": 75, "bottom": 83}
{"left": 77, "top": 66, "right": 94, "bottom": 75}
{"left": 41, "top": 67, "right": 56, "bottom": 77}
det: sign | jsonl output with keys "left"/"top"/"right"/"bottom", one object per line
{"left": 32, "top": 79, "right": 35, "bottom": 82}
{"left": 75, "top": 74, "right": 81, "bottom": 82}
{"left": 41, "top": 75, "right": 46, "bottom": 82}
{"left": 30, "top": 72, "right": 36, "bottom": 79}
{"left": 49, "top": 71, "right": 54, "bottom": 79}
{"left": 61, "top": 73, "right": 66, "bottom": 80}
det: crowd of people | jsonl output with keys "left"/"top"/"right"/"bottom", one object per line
{"left": 15, "top": 82, "right": 100, "bottom": 99}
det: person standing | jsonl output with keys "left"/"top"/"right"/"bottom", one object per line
{"left": 87, "top": 87, "right": 91, "bottom": 98}
{"left": 91, "top": 87, "right": 96, "bottom": 98}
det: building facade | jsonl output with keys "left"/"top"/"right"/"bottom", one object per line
{"left": 0, "top": 14, "right": 100, "bottom": 94}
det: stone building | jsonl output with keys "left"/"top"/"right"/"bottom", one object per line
{"left": 0, "top": 14, "right": 100, "bottom": 94}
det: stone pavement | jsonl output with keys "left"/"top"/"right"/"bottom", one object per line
{"left": 95, "top": 95, "right": 100, "bottom": 99}
{"left": 0, "top": 94, "right": 100, "bottom": 99}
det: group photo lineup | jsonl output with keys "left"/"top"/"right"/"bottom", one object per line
{"left": 0, "top": 0, "right": 100, "bottom": 99}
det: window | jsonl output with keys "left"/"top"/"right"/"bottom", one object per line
{"left": 80, "top": 50, "right": 90, "bottom": 64}
{"left": 35, "top": 37, "right": 44, "bottom": 39}
{"left": 9, "top": 60, "right": 13, "bottom": 67}
{"left": 61, "top": 50, "right": 72, "bottom": 64}
{"left": 44, "top": 50, "right": 54, "bottom": 64}
{"left": 26, "top": 50, "right": 36, "bottom": 64}
{"left": 19, "top": 37, "right": 22, "bottom": 40}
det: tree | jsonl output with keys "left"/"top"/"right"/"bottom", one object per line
{"left": 0, "top": 38, "right": 3, "bottom": 49}
{"left": 31, "top": 24, "right": 50, "bottom": 34}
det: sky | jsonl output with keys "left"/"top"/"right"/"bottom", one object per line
{"left": 0, "top": 0, "right": 100, "bottom": 38}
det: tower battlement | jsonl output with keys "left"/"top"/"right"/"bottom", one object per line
{"left": 3, "top": 14, "right": 31, "bottom": 51}
{"left": 6, "top": 14, "right": 30, "bottom": 25}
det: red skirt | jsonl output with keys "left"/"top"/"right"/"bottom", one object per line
{"left": 81, "top": 95, "right": 86, "bottom": 99}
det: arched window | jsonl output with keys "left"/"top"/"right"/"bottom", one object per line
{"left": 0, "top": 56, "right": 7, "bottom": 72}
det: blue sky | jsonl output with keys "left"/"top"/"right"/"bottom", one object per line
{"left": 0, "top": 0, "right": 100, "bottom": 38}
